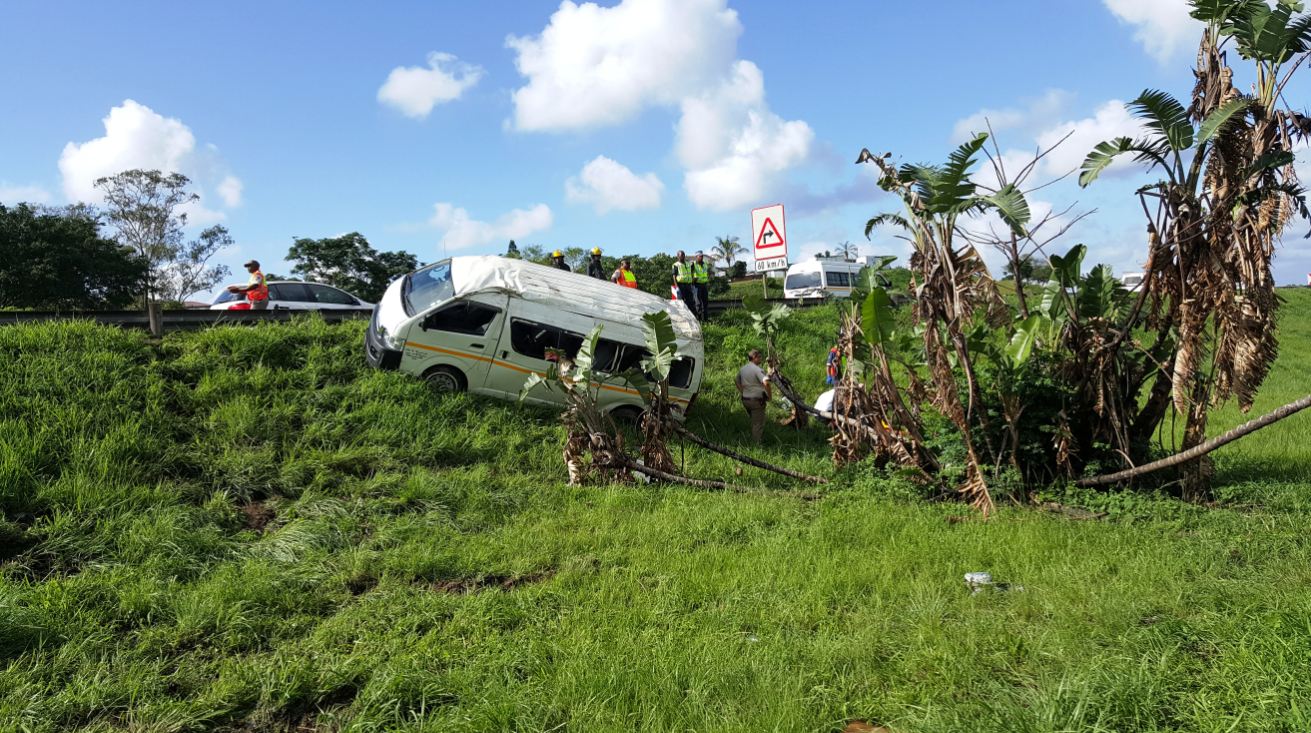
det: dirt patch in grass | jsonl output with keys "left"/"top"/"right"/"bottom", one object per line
{"left": 842, "top": 721, "right": 891, "bottom": 733}
{"left": 345, "top": 573, "right": 378, "bottom": 596}
{"left": 239, "top": 501, "right": 276, "bottom": 532}
{"left": 431, "top": 568, "right": 556, "bottom": 594}
{"left": 224, "top": 682, "right": 359, "bottom": 733}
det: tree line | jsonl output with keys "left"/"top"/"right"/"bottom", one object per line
{"left": 1, "top": 168, "right": 760, "bottom": 310}
{"left": 0, "top": 170, "right": 418, "bottom": 309}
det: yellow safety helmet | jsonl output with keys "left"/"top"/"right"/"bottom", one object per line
{"left": 552, "top": 249, "right": 563, "bottom": 258}
{"left": 591, "top": 247, "right": 602, "bottom": 255}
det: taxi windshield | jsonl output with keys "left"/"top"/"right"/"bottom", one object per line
{"left": 403, "top": 261, "right": 453, "bottom": 316}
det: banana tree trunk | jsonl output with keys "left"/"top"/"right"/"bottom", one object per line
{"left": 1076, "top": 393, "right": 1311, "bottom": 488}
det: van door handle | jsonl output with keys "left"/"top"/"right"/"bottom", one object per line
{"left": 469, "top": 343, "right": 485, "bottom": 349}
{"left": 501, "top": 350, "right": 508, "bottom": 359}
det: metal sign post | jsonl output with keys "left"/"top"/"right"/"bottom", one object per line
{"left": 751, "top": 203, "right": 788, "bottom": 296}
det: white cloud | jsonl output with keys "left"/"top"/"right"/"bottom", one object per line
{"left": 1102, "top": 0, "right": 1199, "bottom": 62}
{"left": 57, "top": 100, "right": 242, "bottom": 220}
{"left": 507, "top": 0, "right": 740, "bottom": 131}
{"left": 565, "top": 155, "right": 664, "bottom": 213}
{"left": 0, "top": 183, "right": 52, "bottom": 205}
{"left": 1035, "top": 100, "right": 1149, "bottom": 179}
{"left": 508, "top": 0, "right": 810, "bottom": 210}
{"left": 377, "top": 52, "right": 483, "bottom": 119}
{"left": 217, "top": 175, "right": 242, "bottom": 207}
{"left": 951, "top": 89, "right": 1071, "bottom": 144}
{"left": 677, "top": 61, "right": 813, "bottom": 211}
{"left": 429, "top": 202, "right": 553, "bottom": 251}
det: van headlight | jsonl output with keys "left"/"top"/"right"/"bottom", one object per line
{"left": 377, "top": 325, "right": 404, "bottom": 350}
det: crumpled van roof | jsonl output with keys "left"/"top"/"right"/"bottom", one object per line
{"left": 450, "top": 255, "right": 702, "bottom": 345}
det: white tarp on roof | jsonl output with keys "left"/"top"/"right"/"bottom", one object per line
{"left": 451, "top": 255, "right": 702, "bottom": 344}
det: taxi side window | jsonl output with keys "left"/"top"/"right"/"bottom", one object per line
{"left": 423, "top": 302, "right": 500, "bottom": 336}
{"left": 510, "top": 319, "right": 584, "bottom": 360}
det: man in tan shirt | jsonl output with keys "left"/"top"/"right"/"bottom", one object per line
{"left": 735, "top": 349, "right": 772, "bottom": 443}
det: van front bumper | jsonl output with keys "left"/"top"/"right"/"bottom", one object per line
{"left": 364, "top": 312, "right": 402, "bottom": 370}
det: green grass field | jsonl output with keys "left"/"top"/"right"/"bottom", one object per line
{"left": 714, "top": 277, "right": 784, "bottom": 300}
{"left": 3, "top": 292, "right": 1311, "bottom": 732}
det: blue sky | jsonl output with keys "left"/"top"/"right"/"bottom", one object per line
{"left": 3, "top": 0, "right": 1310, "bottom": 297}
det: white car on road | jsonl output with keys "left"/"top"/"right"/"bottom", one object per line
{"left": 211, "top": 281, "right": 373, "bottom": 311}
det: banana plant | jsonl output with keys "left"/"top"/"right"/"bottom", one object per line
{"left": 613, "top": 311, "right": 682, "bottom": 474}
{"left": 858, "top": 132, "right": 1032, "bottom": 515}
{"left": 1191, "top": 0, "right": 1311, "bottom": 103}
{"left": 749, "top": 303, "right": 791, "bottom": 367}
{"left": 1006, "top": 244, "right": 1133, "bottom": 367}
{"left": 1078, "top": 0, "right": 1311, "bottom": 500}
{"left": 521, "top": 325, "right": 630, "bottom": 485}
{"left": 1078, "top": 89, "right": 1255, "bottom": 190}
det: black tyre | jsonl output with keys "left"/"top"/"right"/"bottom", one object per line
{"left": 423, "top": 366, "right": 466, "bottom": 394}
{"left": 610, "top": 405, "right": 644, "bottom": 424}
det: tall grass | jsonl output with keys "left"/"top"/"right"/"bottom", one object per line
{"left": 0, "top": 305, "right": 1309, "bottom": 731}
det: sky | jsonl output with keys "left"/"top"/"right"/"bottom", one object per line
{"left": 3, "top": 0, "right": 1311, "bottom": 299}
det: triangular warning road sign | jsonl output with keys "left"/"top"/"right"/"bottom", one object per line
{"left": 755, "top": 217, "right": 784, "bottom": 249}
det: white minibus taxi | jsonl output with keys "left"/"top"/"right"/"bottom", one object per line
{"left": 782, "top": 258, "right": 867, "bottom": 299}
{"left": 365, "top": 256, "right": 703, "bottom": 419}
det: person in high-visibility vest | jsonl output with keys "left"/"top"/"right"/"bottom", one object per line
{"left": 227, "top": 259, "right": 270, "bottom": 310}
{"left": 611, "top": 258, "right": 638, "bottom": 288}
{"left": 671, "top": 250, "right": 696, "bottom": 311}
{"left": 692, "top": 251, "right": 710, "bottom": 320}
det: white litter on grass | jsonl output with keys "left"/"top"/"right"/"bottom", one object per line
{"left": 965, "top": 571, "right": 1024, "bottom": 594}
{"left": 964, "top": 572, "right": 993, "bottom": 594}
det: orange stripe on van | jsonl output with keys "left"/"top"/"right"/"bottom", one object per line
{"left": 406, "top": 341, "right": 691, "bottom": 404}
{"left": 406, "top": 341, "right": 494, "bottom": 364}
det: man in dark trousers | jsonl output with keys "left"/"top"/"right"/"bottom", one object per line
{"left": 551, "top": 250, "right": 571, "bottom": 271}
{"left": 586, "top": 247, "right": 606, "bottom": 279}
{"left": 692, "top": 251, "right": 710, "bottom": 320}
{"left": 671, "top": 250, "right": 696, "bottom": 313}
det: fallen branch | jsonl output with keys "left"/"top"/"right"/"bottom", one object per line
{"left": 621, "top": 459, "right": 821, "bottom": 500}
{"left": 769, "top": 373, "right": 896, "bottom": 445}
{"left": 1075, "top": 393, "right": 1311, "bottom": 487}
{"left": 673, "top": 425, "right": 829, "bottom": 484}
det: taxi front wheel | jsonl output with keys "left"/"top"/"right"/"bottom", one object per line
{"left": 423, "top": 366, "right": 466, "bottom": 394}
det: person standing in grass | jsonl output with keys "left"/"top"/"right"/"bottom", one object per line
{"left": 672, "top": 250, "right": 696, "bottom": 309}
{"left": 736, "top": 349, "right": 772, "bottom": 443}
{"left": 692, "top": 251, "right": 710, "bottom": 320}
{"left": 227, "top": 259, "right": 269, "bottom": 310}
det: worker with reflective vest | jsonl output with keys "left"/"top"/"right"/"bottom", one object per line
{"left": 671, "top": 250, "right": 696, "bottom": 311}
{"left": 611, "top": 258, "right": 638, "bottom": 288}
{"left": 227, "top": 259, "right": 270, "bottom": 310}
{"left": 691, "top": 252, "right": 710, "bottom": 320}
